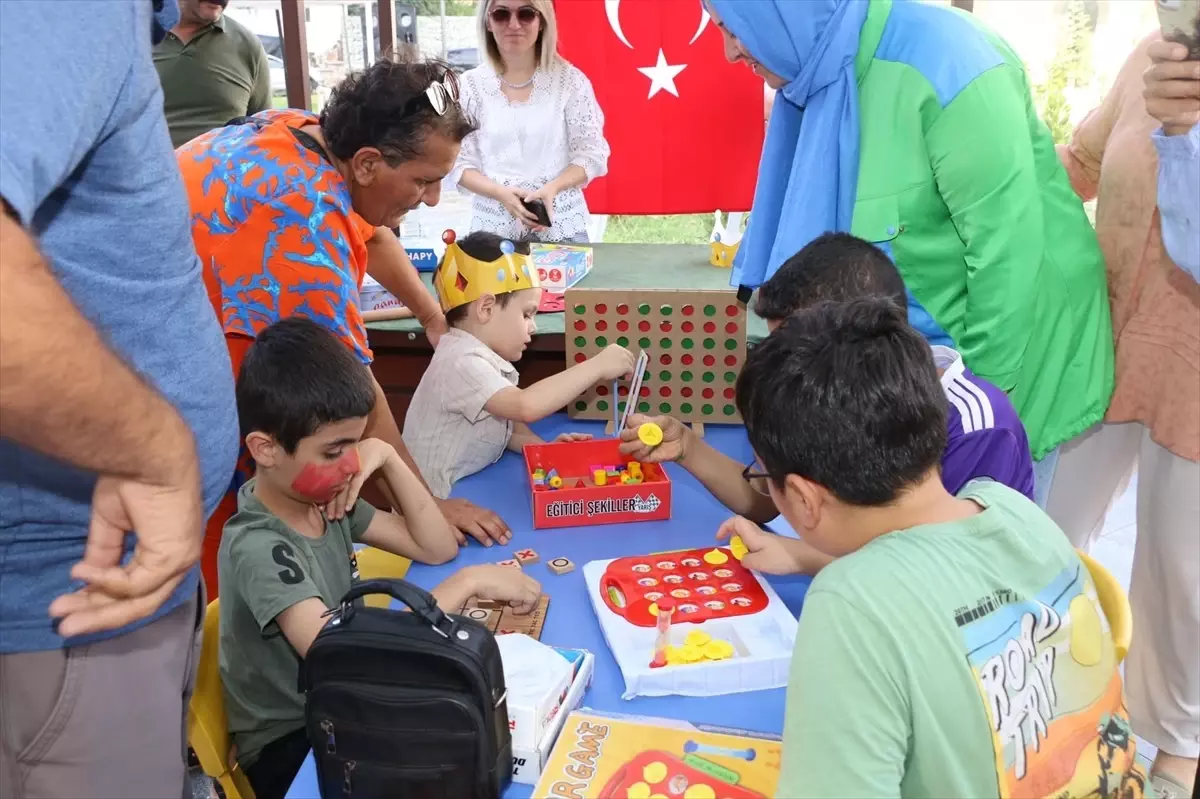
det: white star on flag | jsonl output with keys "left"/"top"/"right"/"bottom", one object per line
{"left": 637, "top": 49, "right": 686, "bottom": 99}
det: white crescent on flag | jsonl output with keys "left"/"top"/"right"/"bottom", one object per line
{"left": 603, "top": 0, "right": 711, "bottom": 49}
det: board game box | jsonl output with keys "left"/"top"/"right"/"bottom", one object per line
{"left": 533, "top": 710, "right": 782, "bottom": 798}
{"left": 566, "top": 289, "right": 748, "bottom": 426}
{"left": 524, "top": 438, "right": 671, "bottom": 529}
{"left": 531, "top": 243, "right": 592, "bottom": 292}
{"left": 583, "top": 546, "right": 797, "bottom": 699}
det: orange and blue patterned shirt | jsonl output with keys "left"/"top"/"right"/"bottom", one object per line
{"left": 179, "top": 108, "right": 376, "bottom": 365}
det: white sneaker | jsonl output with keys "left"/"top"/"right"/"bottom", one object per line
{"left": 1149, "top": 772, "right": 1191, "bottom": 799}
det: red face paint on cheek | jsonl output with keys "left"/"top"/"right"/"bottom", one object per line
{"left": 291, "top": 449, "right": 361, "bottom": 503}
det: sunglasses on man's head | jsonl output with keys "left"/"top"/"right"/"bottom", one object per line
{"left": 490, "top": 5, "right": 539, "bottom": 25}
{"left": 401, "top": 68, "right": 461, "bottom": 118}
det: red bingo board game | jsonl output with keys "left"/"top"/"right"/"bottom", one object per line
{"left": 599, "top": 546, "right": 769, "bottom": 627}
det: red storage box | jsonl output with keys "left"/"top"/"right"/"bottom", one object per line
{"left": 523, "top": 439, "right": 672, "bottom": 529}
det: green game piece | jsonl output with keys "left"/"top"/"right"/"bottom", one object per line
{"left": 702, "top": 372, "right": 715, "bottom": 383}
{"left": 574, "top": 336, "right": 586, "bottom": 347}
{"left": 639, "top": 337, "right": 651, "bottom": 349}
{"left": 573, "top": 304, "right": 586, "bottom": 314}
{"left": 702, "top": 404, "right": 714, "bottom": 415}
{"left": 724, "top": 339, "right": 738, "bottom": 350}
{"left": 703, "top": 338, "right": 715, "bottom": 350}
{"left": 638, "top": 401, "right": 650, "bottom": 412}
{"left": 724, "top": 405, "right": 736, "bottom": 416}
{"left": 617, "top": 400, "right": 626, "bottom": 413}
{"left": 724, "top": 371, "right": 737, "bottom": 383}
{"left": 597, "top": 399, "right": 609, "bottom": 412}
{"left": 659, "top": 370, "right": 671, "bottom": 381}
{"left": 659, "top": 305, "right": 673, "bottom": 315}
{"left": 595, "top": 335, "right": 608, "bottom": 347}
{"left": 574, "top": 401, "right": 587, "bottom": 411}
{"left": 659, "top": 402, "right": 672, "bottom": 413}
{"left": 617, "top": 336, "right": 629, "bottom": 347}
{"left": 659, "top": 337, "right": 672, "bottom": 349}
{"left": 681, "top": 370, "right": 693, "bottom": 382}
{"left": 683, "top": 754, "right": 740, "bottom": 786}
{"left": 638, "top": 303, "right": 651, "bottom": 314}
{"left": 681, "top": 402, "right": 693, "bottom": 414}
{"left": 681, "top": 338, "right": 694, "bottom": 349}
{"left": 703, "top": 305, "right": 717, "bottom": 317}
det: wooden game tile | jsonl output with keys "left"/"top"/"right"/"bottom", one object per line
{"left": 514, "top": 548, "right": 540, "bottom": 566}
{"left": 547, "top": 557, "right": 575, "bottom": 575}
{"left": 496, "top": 559, "right": 522, "bottom": 569}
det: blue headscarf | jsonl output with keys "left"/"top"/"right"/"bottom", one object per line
{"left": 708, "top": 0, "right": 872, "bottom": 289}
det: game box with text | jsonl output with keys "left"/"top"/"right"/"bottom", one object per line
{"left": 524, "top": 439, "right": 671, "bottom": 529}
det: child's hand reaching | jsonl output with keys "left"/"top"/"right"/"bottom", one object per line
{"left": 591, "top": 344, "right": 636, "bottom": 381}
{"left": 465, "top": 564, "right": 543, "bottom": 615}
{"left": 715, "top": 516, "right": 798, "bottom": 575}
{"left": 554, "top": 432, "right": 593, "bottom": 443}
{"left": 323, "top": 438, "right": 396, "bottom": 521}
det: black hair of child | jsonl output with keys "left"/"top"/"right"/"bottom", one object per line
{"left": 443, "top": 232, "right": 535, "bottom": 327}
{"left": 237, "top": 317, "right": 377, "bottom": 453}
{"left": 753, "top": 232, "right": 907, "bottom": 321}
{"left": 736, "top": 298, "right": 947, "bottom": 506}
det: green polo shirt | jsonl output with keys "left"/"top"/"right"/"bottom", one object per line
{"left": 153, "top": 14, "right": 270, "bottom": 148}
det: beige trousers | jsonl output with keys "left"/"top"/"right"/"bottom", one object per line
{"left": 1046, "top": 422, "right": 1200, "bottom": 759}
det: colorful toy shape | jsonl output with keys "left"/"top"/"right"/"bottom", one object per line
{"left": 599, "top": 546, "right": 769, "bottom": 628}
{"left": 596, "top": 750, "right": 766, "bottom": 799}
{"left": 638, "top": 422, "right": 664, "bottom": 447}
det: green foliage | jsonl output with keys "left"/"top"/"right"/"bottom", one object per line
{"left": 1033, "top": 0, "right": 1094, "bottom": 144}
{"left": 409, "top": 0, "right": 477, "bottom": 16}
{"left": 605, "top": 215, "right": 713, "bottom": 245}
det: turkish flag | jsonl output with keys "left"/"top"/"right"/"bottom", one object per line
{"left": 554, "top": 0, "right": 764, "bottom": 215}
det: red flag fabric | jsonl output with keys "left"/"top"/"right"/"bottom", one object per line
{"left": 554, "top": 0, "right": 764, "bottom": 215}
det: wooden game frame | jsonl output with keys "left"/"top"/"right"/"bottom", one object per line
{"left": 565, "top": 289, "right": 747, "bottom": 427}
{"left": 457, "top": 596, "right": 549, "bottom": 639}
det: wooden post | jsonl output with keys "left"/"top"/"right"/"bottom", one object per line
{"left": 378, "top": 0, "right": 397, "bottom": 60}
{"left": 281, "top": 0, "right": 311, "bottom": 111}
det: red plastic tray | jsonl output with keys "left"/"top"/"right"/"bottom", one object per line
{"left": 597, "top": 750, "right": 766, "bottom": 799}
{"left": 599, "top": 546, "right": 769, "bottom": 627}
{"left": 523, "top": 438, "right": 671, "bottom": 529}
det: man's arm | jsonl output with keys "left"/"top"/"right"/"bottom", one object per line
{"left": 364, "top": 228, "right": 448, "bottom": 343}
{"left": 0, "top": 211, "right": 197, "bottom": 483}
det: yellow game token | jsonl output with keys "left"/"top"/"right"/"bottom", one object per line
{"left": 685, "top": 630, "right": 712, "bottom": 647}
{"left": 650, "top": 795, "right": 669, "bottom": 799}
{"left": 642, "top": 761, "right": 668, "bottom": 784}
{"left": 729, "top": 535, "right": 749, "bottom": 561}
{"left": 638, "top": 422, "right": 664, "bottom": 447}
{"left": 678, "top": 645, "right": 703, "bottom": 663}
{"left": 702, "top": 640, "right": 735, "bottom": 661}
{"left": 627, "top": 781, "right": 652, "bottom": 799}
{"left": 684, "top": 785, "right": 716, "bottom": 799}
{"left": 702, "top": 548, "right": 729, "bottom": 565}
{"left": 648, "top": 602, "right": 659, "bottom": 617}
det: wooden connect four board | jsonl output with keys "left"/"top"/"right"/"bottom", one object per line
{"left": 565, "top": 289, "right": 747, "bottom": 425}
{"left": 599, "top": 547, "right": 769, "bottom": 628}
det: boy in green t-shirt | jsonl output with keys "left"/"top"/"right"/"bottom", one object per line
{"left": 217, "top": 318, "right": 541, "bottom": 799}
{"left": 728, "top": 300, "right": 1147, "bottom": 797}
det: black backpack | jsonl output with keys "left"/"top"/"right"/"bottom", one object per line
{"left": 299, "top": 579, "right": 512, "bottom": 799}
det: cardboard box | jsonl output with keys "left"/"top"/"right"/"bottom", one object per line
{"left": 511, "top": 648, "right": 595, "bottom": 785}
{"left": 506, "top": 644, "right": 575, "bottom": 751}
{"left": 523, "top": 439, "right": 672, "bottom": 529}
{"left": 358, "top": 274, "right": 406, "bottom": 313}
{"left": 531, "top": 244, "right": 592, "bottom": 292}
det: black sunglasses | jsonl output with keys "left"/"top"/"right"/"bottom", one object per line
{"left": 742, "top": 459, "right": 769, "bottom": 483}
{"left": 490, "top": 5, "right": 540, "bottom": 25}
{"left": 400, "top": 69, "right": 461, "bottom": 118}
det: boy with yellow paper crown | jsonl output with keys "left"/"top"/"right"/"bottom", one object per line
{"left": 403, "top": 231, "right": 635, "bottom": 502}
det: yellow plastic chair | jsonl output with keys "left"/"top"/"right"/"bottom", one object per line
{"left": 188, "top": 598, "right": 255, "bottom": 799}
{"left": 1077, "top": 548, "right": 1133, "bottom": 664}
{"left": 356, "top": 547, "right": 412, "bottom": 608}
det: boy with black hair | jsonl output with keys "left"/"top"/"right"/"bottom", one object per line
{"left": 729, "top": 300, "right": 1145, "bottom": 796}
{"left": 219, "top": 317, "right": 541, "bottom": 798}
{"left": 620, "top": 233, "right": 1033, "bottom": 541}
{"left": 404, "top": 231, "right": 635, "bottom": 500}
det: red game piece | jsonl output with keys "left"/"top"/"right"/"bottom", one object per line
{"left": 442, "top": 229, "right": 456, "bottom": 244}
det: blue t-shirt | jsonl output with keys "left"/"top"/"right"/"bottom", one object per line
{"left": 0, "top": 0, "right": 238, "bottom": 653}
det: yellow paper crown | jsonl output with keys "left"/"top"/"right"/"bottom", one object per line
{"left": 434, "top": 230, "right": 541, "bottom": 313}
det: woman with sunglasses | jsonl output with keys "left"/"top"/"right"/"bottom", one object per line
{"left": 176, "top": 58, "right": 514, "bottom": 599}
{"left": 451, "top": 0, "right": 610, "bottom": 243}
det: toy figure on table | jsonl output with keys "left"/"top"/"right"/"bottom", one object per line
{"left": 401, "top": 231, "right": 636, "bottom": 501}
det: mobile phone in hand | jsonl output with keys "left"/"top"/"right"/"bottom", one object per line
{"left": 1158, "top": 0, "right": 1200, "bottom": 60}
{"left": 521, "top": 198, "right": 552, "bottom": 228}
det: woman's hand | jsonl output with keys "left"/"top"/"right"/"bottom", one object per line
{"left": 494, "top": 186, "right": 541, "bottom": 228}
{"left": 524, "top": 183, "right": 559, "bottom": 228}
{"left": 1144, "top": 39, "right": 1200, "bottom": 135}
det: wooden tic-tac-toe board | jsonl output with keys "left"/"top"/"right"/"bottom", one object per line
{"left": 565, "top": 289, "right": 747, "bottom": 425}
{"left": 457, "top": 595, "right": 549, "bottom": 639}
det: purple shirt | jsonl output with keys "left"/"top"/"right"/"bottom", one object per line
{"left": 933, "top": 346, "right": 1035, "bottom": 501}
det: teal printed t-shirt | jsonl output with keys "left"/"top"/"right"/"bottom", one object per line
{"left": 778, "top": 481, "right": 1149, "bottom": 797}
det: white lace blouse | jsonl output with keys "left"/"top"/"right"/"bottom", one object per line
{"left": 449, "top": 60, "right": 610, "bottom": 242}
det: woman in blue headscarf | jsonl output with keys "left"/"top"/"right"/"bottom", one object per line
{"left": 708, "top": 0, "right": 1114, "bottom": 507}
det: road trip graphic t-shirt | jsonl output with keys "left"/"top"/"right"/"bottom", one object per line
{"left": 777, "top": 481, "right": 1148, "bottom": 798}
